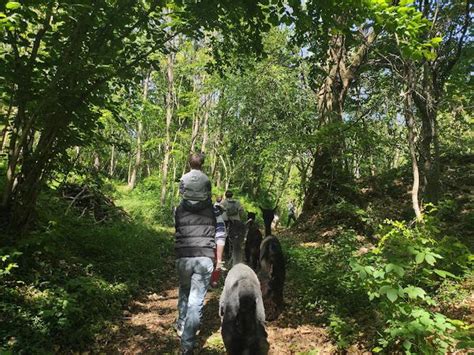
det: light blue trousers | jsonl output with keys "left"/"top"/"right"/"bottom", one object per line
{"left": 176, "top": 256, "right": 213, "bottom": 352}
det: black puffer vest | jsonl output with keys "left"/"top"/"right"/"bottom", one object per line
{"left": 175, "top": 203, "right": 216, "bottom": 259}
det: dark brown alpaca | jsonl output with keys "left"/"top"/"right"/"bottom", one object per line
{"left": 258, "top": 235, "right": 285, "bottom": 321}
{"left": 245, "top": 212, "right": 262, "bottom": 271}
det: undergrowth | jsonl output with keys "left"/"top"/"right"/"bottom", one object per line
{"left": 284, "top": 209, "right": 473, "bottom": 353}
{"left": 0, "top": 184, "right": 173, "bottom": 353}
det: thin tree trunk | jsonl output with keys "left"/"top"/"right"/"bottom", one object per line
{"left": 190, "top": 114, "right": 200, "bottom": 153}
{"left": 161, "top": 53, "right": 174, "bottom": 204}
{"left": 1, "top": 94, "right": 14, "bottom": 153}
{"left": 210, "top": 147, "right": 218, "bottom": 179}
{"left": 404, "top": 71, "right": 422, "bottom": 220}
{"left": 2, "top": 110, "right": 37, "bottom": 208}
{"left": 127, "top": 154, "right": 133, "bottom": 185}
{"left": 201, "top": 97, "right": 209, "bottom": 153}
{"left": 413, "top": 69, "right": 440, "bottom": 203}
{"left": 128, "top": 73, "right": 149, "bottom": 189}
{"left": 93, "top": 152, "right": 100, "bottom": 171}
{"left": 109, "top": 145, "right": 115, "bottom": 176}
{"left": 275, "top": 162, "right": 292, "bottom": 206}
{"left": 128, "top": 120, "right": 143, "bottom": 189}
{"left": 190, "top": 75, "right": 200, "bottom": 153}
{"left": 8, "top": 124, "right": 58, "bottom": 230}
{"left": 220, "top": 155, "right": 229, "bottom": 191}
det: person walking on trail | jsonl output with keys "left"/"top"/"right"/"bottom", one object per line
{"left": 174, "top": 153, "right": 226, "bottom": 355}
{"left": 222, "top": 190, "right": 246, "bottom": 265}
{"left": 287, "top": 200, "right": 297, "bottom": 227}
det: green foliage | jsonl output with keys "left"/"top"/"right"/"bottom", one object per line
{"left": 351, "top": 217, "right": 471, "bottom": 353}
{"left": 284, "top": 202, "right": 471, "bottom": 353}
{"left": 0, "top": 251, "right": 20, "bottom": 278}
{"left": 284, "top": 231, "right": 372, "bottom": 349}
{"left": 117, "top": 178, "right": 175, "bottom": 227}
{"left": 0, "top": 186, "right": 173, "bottom": 352}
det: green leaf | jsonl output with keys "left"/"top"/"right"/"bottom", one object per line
{"left": 405, "top": 286, "right": 426, "bottom": 299}
{"left": 5, "top": 2, "right": 21, "bottom": 10}
{"left": 415, "top": 252, "right": 425, "bottom": 264}
{"left": 403, "top": 340, "right": 412, "bottom": 350}
{"left": 373, "top": 270, "right": 385, "bottom": 279}
{"left": 425, "top": 253, "right": 436, "bottom": 265}
{"left": 433, "top": 269, "right": 457, "bottom": 279}
{"left": 387, "top": 288, "right": 398, "bottom": 302}
{"left": 385, "top": 263, "right": 405, "bottom": 276}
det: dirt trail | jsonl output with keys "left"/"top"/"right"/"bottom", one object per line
{"left": 103, "top": 275, "right": 337, "bottom": 354}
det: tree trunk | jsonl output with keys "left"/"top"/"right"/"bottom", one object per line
{"left": 109, "top": 145, "right": 115, "bottom": 176}
{"left": 190, "top": 114, "right": 199, "bottom": 153}
{"left": 1, "top": 94, "right": 14, "bottom": 153}
{"left": 413, "top": 63, "right": 441, "bottom": 203}
{"left": 161, "top": 53, "right": 175, "bottom": 204}
{"left": 303, "top": 31, "right": 376, "bottom": 213}
{"left": 128, "top": 73, "right": 149, "bottom": 189}
{"left": 220, "top": 155, "right": 229, "bottom": 191}
{"left": 201, "top": 97, "right": 209, "bottom": 153}
{"left": 8, "top": 125, "right": 58, "bottom": 230}
{"left": 93, "top": 152, "right": 101, "bottom": 171}
{"left": 128, "top": 120, "right": 142, "bottom": 189}
{"left": 275, "top": 162, "right": 292, "bottom": 206}
{"left": 404, "top": 68, "right": 422, "bottom": 220}
{"left": 127, "top": 154, "right": 133, "bottom": 185}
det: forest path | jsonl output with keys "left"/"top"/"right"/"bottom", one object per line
{"left": 103, "top": 265, "right": 337, "bottom": 354}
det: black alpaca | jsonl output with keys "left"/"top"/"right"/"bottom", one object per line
{"left": 245, "top": 212, "right": 262, "bottom": 271}
{"left": 260, "top": 206, "right": 276, "bottom": 236}
{"left": 258, "top": 235, "right": 285, "bottom": 321}
{"left": 220, "top": 263, "right": 269, "bottom": 355}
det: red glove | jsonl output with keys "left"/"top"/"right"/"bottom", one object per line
{"left": 210, "top": 267, "right": 221, "bottom": 288}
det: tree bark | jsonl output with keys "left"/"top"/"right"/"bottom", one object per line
{"left": 127, "top": 154, "right": 133, "bottom": 185}
{"left": 413, "top": 64, "right": 441, "bottom": 203}
{"left": 109, "top": 144, "right": 115, "bottom": 176}
{"left": 303, "top": 30, "right": 376, "bottom": 213}
{"left": 404, "top": 68, "right": 422, "bottom": 220}
{"left": 8, "top": 124, "right": 58, "bottom": 230}
{"left": 128, "top": 73, "right": 149, "bottom": 189}
{"left": 93, "top": 152, "right": 101, "bottom": 171}
{"left": 160, "top": 53, "right": 175, "bottom": 204}
{"left": 201, "top": 96, "right": 209, "bottom": 153}
{"left": 1, "top": 93, "right": 14, "bottom": 153}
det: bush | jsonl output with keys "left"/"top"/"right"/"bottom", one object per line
{"left": 0, "top": 185, "right": 174, "bottom": 353}
{"left": 283, "top": 230, "right": 372, "bottom": 348}
{"left": 351, "top": 216, "right": 471, "bottom": 354}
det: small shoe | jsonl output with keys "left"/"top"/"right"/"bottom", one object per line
{"left": 174, "top": 322, "right": 184, "bottom": 338}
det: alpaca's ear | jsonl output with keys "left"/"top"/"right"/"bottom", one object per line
{"left": 273, "top": 206, "right": 278, "bottom": 213}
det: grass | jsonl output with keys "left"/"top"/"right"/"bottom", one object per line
{"left": 0, "top": 183, "right": 175, "bottom": 353}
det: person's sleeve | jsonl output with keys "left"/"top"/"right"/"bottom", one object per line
{"left": 179, "top": 178, "right": 185, "bottom": 195}
{"left": 239, "top": 202, "right": 245, "bottom": 220}
{"left": 206, "top": 178, "right": 212, "bottom": 193}
{"left": 174, "top": 206, "right": 178, "bottom": 230}
{"left": 214, "top": 209, "right": 227, "bottom": 246}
